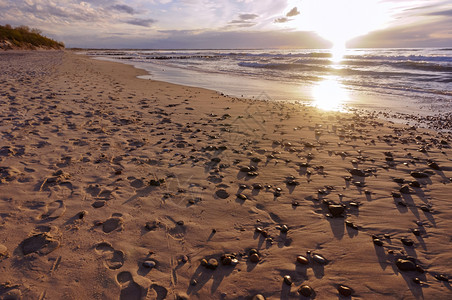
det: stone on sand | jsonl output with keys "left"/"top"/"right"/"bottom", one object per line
{"left": 215, "top": 189, "right": 229, "bottom": 199}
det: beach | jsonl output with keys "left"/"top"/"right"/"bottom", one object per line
{"left": 0, "top": 50, "right": 451, "bottom": 299}
{"left": 86, "top": 48, "right": 452, "bottom": 129}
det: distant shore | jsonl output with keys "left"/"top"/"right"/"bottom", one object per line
{"left": 0, "top": 50, "right": 451, "bottom": 299}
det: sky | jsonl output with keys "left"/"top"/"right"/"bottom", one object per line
{"left": 0, "top": 0, "right": 451, "bottom": 48}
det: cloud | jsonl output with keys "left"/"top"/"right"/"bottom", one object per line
{"left": 349, "top": 16, "right": 452, "bottom": 48}
{"left": 427, "top": 8, "right": 452, "bottom": 16}
{"left": 274, "top": 17, "right": 289, "bottom": 23}
{"left": 1, "top": 0, "right": 451, "bottom": 48}
{"left": 274, "top": 6, "right": 300, "bottom": 23}
{"left": 111, "top": 4, "right": 136, "bottom": 15}
{"left": 18, "top": 0, "right": 104, "bottom": 23}
{"left": 228, "top": 13, "right": 259, "bottom": 28}
{"left": 110, "top": 30, "right": 330, "bottom": 49}
{"left": 286, "top": 7, "right": 300, "bottom": 17}
{"left": 239, "top": 13, "right": 258, "bottom": 20}
{"left": 125, "top": 18, "right": 156, "bottom": 27}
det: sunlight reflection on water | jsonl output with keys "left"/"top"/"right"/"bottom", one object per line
{"left": 311, "top": 76, "right": 349, "bottom": 111}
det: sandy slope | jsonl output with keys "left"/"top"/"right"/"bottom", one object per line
{"left": 0, "top": 50, "right": 451, "bottom": 300}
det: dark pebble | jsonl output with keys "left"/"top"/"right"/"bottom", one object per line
{"left": 286, "top": 180, "right": 299, "bottom": 186}
{"left": 435, "top": 274, "right": 449, "bottom": 282}
{"left": 250, "top": 253, "right": 260, "bottom": 263}
{"left": 249, "top": 248, "right": 258, "bottom": 255}
{"left": 211, "top": 157, "right": 221, "bottom": 163}
{"left": 312, "top": 254, "right": 327, "bottom": 265}
{"left": 392, "top": 192, "right": 401, "bottom": 198}
{"left": 149, "top": 179, "right": 164, "bottom": 186}
{"left": 283, "top": 275, "right": 292, "bottom": 286}
{"left": 373, "top": 239, "right": 384, "bottom": 246}
{"left": 410, "top": 171, "right": 429, "bottom": 179}
{"left": 345, "top": 221, "right": 358, "bottom": 230}
{"left": 409, "top": 181, "right": 421, "bottom": 188}
{"left": 396, "top": 259, "right": 416, "bottom": 271}
{"left": 428, "top": 162, "right": 441, "bottom": 170}
{"left": 279, "top": 225, "right": 289, "bottom": 233}
{"left": 296, "top": 255, "right": 309, "bottom": 265}
{"left": 328, "top": 204, "right": 345, "bottom": 217}
{"left": 298, "top": 285, "right": 313, "bottom": 297}
{"left": 400, "top": 185, "right": 410, "bottom": 194}
{"left": 252, "top": 183, "right": 263, "bottom": 190}
{"left": 401, "top": 238, "right": 414, "bottom": 246}
{"left": 349, "top": 168, "right": 366, "bottom": 176}
{"left": 393, "top": 178, "right": 405, "bottom": 184}
{"left": 92, "top": 200, "right": 106, "bottom": 208}
{"left": 207, "top": 258, "right": 218, "bottom": 270}
{"left": 416, "top": 265, "right": 425, "bottom": 273}
{"left": 338, "top": 285, "right": 352, "bottom": 297}
{"left": 221, "top": 256, "right": 232, "bottom": 265}
{"left": 236, "top": 193, "right": 247, "bottom": 200}
{"left": 412, "top": 229, "right": 421, "bottom": 236}
{"left": 240, "top": 166, "right": 252, "bottom": 172}
{"left": 420, "top": 205, "right": 431, "bottom": 212}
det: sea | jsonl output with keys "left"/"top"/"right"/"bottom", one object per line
{"left": 85, "top": 48, "right": 452, "bottom": 128}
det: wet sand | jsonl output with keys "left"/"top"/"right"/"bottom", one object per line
{"left": 0, "top": 50, "right": 451, "bottom": 299}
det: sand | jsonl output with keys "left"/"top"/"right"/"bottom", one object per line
{"left": 0, "top": 50, "right": 451, "bottom": 300}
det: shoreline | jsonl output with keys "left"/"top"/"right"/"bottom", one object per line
{"left": 1, "top": 50, "right": 451, "bottom": 299}
{"left": 85, "top": 50, "right": 452, "bottom": 134}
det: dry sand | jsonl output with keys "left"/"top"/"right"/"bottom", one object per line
{"left": 0, "top": 50, "right": 451, "bottom": 300}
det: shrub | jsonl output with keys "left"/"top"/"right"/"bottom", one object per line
{"left": 0, "top": 24, "right": 64, "bottom": 49}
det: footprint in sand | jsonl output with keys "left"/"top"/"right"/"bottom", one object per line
{"left": 168, "top": 224, "right": 186, "bottom": 240}
{"left": 116, "top": 271, "right": 147, "bottom": 300}
{"left": 94, "top": 242, "right": 125, "bottom": 270}
{"left": 40, "top": 200, "right": 66, "bottom": 220}
{"left": 150, "top": 284, "right": 168, "bottom": 300}
{"left": 19, "top": 226, "right": 61, "bottom": 255}
{"left": 102, "top": 214, "right": 124, "bottom": 233}
{"left": 0, "top": 285, "right": 22, "bottom": 299}
{"left": 128, "top": 177, "right": 145, "bottom": 189}
{"left": 85, "top": 184, "right": 114, "bottom": 200}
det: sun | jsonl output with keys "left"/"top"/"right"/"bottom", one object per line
{"left": 290, "top": 0, "right": 390, "bottom": 60}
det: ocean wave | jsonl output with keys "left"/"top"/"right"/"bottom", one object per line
{"left": 237, "top": 61, "right": 328, "bottom": 72}
{"left": 236, "top": 61, "right": 444, "bottom": 80}
{"left": 88, "top": 48, "right": 452, "bottom": 103}
{"left": 390, "top": 61, "right": 452, "bottom": 73}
